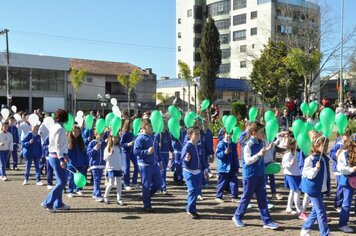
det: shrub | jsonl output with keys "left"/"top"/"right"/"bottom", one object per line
{"left": 232, "top": 102, "right": 247, "bottom": 120}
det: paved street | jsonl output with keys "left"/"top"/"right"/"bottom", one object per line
{"left": 0, "top": 160, "right": 353, "bottom": 236}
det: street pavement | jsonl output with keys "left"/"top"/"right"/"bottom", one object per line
{"left": 0, "top": 158, "right": 354, "bottom": 236}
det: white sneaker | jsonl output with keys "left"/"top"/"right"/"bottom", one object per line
{"left": 339, "top": 225, "right": 353, "bottom": 233}
{"left": 47, "top": 185, "right": 53, "bottom": 190}
{"left": 23, "top": 180, "right": 28, "bottom": 185}
{"left": 67, "top": 193, "right": 73, "bottom": 198}
{"left": 36, "top": 181, "right": 45, "bottom": 186}
{"left": 124, "top": 186, "right": 132, "bottom": 191}
{"left": 94, "top": 197, "right": 103, "bottom": 202}
{"left": 197, "top": 195, "right": 204, "bottom": 201}
{"left": 2, "top": 176, "right": 8, "bottom": 181}
{"left": 300, "top": 228, "right": 311, "bottom": 236}
{"left": 133, "top": 184, "right": 141, "bottom": 189}
{"left": 76, "top": 191, "right": 84, "bottom": 196}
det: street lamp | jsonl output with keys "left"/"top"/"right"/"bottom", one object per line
{"left": 0, "top": 29, "right": 10, "bottom": 108}
{"left": 193, "top": 77, "right": 199, "bottom": 113}
{"left": 97, "top": 93, "right": 110, "bottom": 117}
{"left": 182, "top": 85, "right": 186, "bottom": 114}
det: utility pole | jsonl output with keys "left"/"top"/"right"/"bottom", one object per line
{"left": 0, "top": 29, "right": 10, "bottom": 108}
{"left": 339, "top": 0, "right": 344, "bottom": 103}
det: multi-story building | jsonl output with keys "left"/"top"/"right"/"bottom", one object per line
{"left": 176, "top": 0, "right": 320, "bottom": 81}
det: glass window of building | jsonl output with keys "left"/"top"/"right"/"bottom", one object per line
{"left": 240, "top": 45, "right": 247, "bottom": 52}
{"left": 0, "top": 67, "right": 7, "bottom": 90}
{"left": 208, "top": 0, "right": 230, "bottom": 16}
{"left": 219, "top": 34, "right": 230, "bottom": 44}
{"left": 221, "top": 48, "right": 231, "bottom": 59}
{"left": 215, "top": 19, "right": 230, "bottom": 30}
{"left": 240, "top": 61, "right": 247, "bottom": 68}
{"left": 32, "top": 69, "right": 64, "bottom": 92}
{"left": 233, "top": 0, "right": 246, "bottom": 10}
{"left": 187, "top": 9, "right": 192, "bottom": 17}
{"left": 233, "top": 13, "right": 246, "bottom": 25}
{"left": 233, "top": 30, "right": 246, "bottom": 41}
{"left": 178, "top": 18, "right": 181, "bottom": 24}
{"left": 219, "top": 63, "right": 230, "bottom": 74}
{"left": 232, "top": 92, "right": 240, "bottom": 99}
{"left": 178, "top": 32, "right": 181, "bottom": 38}
{"left": 178, "top": 46, "right": 181, "bottom": 52}
{"left": 251, "top": 11, "right": 257, "bottom": 19}
{"left": 9, "top": 67, "right": 30, "bottom": 90}
{"left": 251, "top": 27, "right": 257, "bottom": 35}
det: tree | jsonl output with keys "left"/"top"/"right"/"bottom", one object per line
{"left": 178, "top": 61, "right": 200, "bottom": 112}
{"left": 250, "top": 40, "right": 303, "bottom": 105}
{"left": 284, "top": 48, "right": 322, "bottom": 102}
{"left": 117, "top": 68, "right": 142, "bottom": 116}
{"left": 199, "top": 15, "right": 221, "bottom": 103}
{"left": 69, "top": 68, "right": 87, "bottom": 114}
{"left": 153, "top": 93, "right": 170, "bottom": 112}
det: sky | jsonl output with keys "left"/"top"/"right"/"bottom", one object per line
{"left": 0, "top": 0, "right": 355, "bottom": 79}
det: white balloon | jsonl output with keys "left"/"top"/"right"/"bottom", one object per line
{"left": 11, "top": 105, "right": 17, "bottom": 113}
{"left": 14, "top": 114, "right": 21, "bottom": 122}
{"left": 110, "top": 98, "right": 117, "bottom": 106}
{"left": 37, "top": 121, "right": 42, "bottom": 126}
{"left": 75, "top": 116, "right": 84, "bottom": 127}
{"left": 43, "top": 117, "right": 54, "bottom": 130}
{"left": 76, "top": 110, "right": 84, "bottom": 118}
{"left": 112, "top": 105, "right": 121, "bottom": 117}
{"left": 28, "top": 114, "right": 40, "bottom": 127}
{"left": 1, "top": 108, "right": 10, "bottom": 120}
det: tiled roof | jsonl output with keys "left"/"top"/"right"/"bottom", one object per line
{"left": 69, "top": 58, "right": 149, "bottom": 76}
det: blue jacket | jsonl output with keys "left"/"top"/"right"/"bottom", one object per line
{"left": 21, "top": 132, "right": 42, "bottom": 158}
{"left": 216, "top": 140, "right": 239, "bottom": 173}
{"left": 205, "top": 128, "right": 214, "bottom": 157}
{"left": 171, "top": 128, "right": 186, "bottom": 152}
{"left": 82, "top": 128, "right": 94, "bottom": 147}
{"left": 120, "top": 131, "right": 135, "bottom": 154}
{"left": 217, "top": 128, "right": 225, "bottom": 141}
{"left": 42, "top": 136, "right": 49, "bottom": 158}
{"left": 329, "top": 140, "right": 344, "bottom": 173}
{"left": 8, "top": 125, "right": 19, "bottom": 144}
{"left": 68, "top": 143, "right": 89, "bottom": 168}
{"left": 87, "top": 139, "right": 106, "bottom": 168}
{"left": 134, "top": 133, "right": 160, "bottom": 166}
{"left": 238, "top": 130, "right": 248, "bottom": 160}
{"left": 242, "top": 137, "right": 264, "bottom": 179}
{"left": 297, "top": 150, "right": 306, "bottom": 171}
{"left": 160, "top": 131, "right": 173, "bottom": 153}
{"left": 301, "top": 154, "right": 331, "bottom": 197}
{"left": 181, "top": 142, "right": 208, "bottom": 171}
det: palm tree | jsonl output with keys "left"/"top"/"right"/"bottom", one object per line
{"left": 69, "top": 68, "right": 87, "bottom": 114}
{"left": 153, "top": 93, "right": 170, "bottom": 112}
{"left": 178, "top": 61, "right": 200, "bottom": 112}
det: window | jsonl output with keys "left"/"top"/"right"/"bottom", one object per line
{"left": 233, "top": 0, "right": 246, "bottom": 10}
{"left": 251, "top": 11, "right": 257, "bottom": 19}
{"left": 194, "top": 38, "right": 201, "bottom": 47}
{"left": 219, "top": 63, "right": 230, "bottom": 74}
{"left": 232, "top": 92, "right": 240, "bottom": 99}
{"left": 276, "top": 9, "right": 281, "bottom": 17}
{"left": 194, "top": 24, "right": 203, "bottom": 33}
{"left": 252, "top": 44, "right": 255, "bottom": 49}
{"left": 208, "top": 0, "right": 230, "bottom": 16}
{"left": 233, "top": 30, "right": 246, "bottom": 41}
{"left": 178, "top": 46, "right": 181, "bottom": 52}
{"left": 194, "top": 6, "right": 203, "bottom": 19}
{"left": 178, "top": 32, "right": 181, "bottom": 38}
{"left": 233, "top": 14, "right": 246, "bottom": 25}
{"left": 240, "top": 76, "right": 247, "bottom": 80}
{"left": 215, "top": 19, "right": 230, "bottom": 30}
{"left": 277, "top": 25, "right": 292, "bottom": 35}
{"left": 194, "top": 52, "right": 201, "bottom": 62}
{"left": 240, "top": 61, "right": 247, "bottom": 68}
{"left": 240, "top": 45, "right": 247, "bottom": 52}
{"left": 221, "top": 48, "right": 231, "bottom": 59}
{"left": 86, "top": 77, "right": 92, "bottom": 83}
{"left": 251, "top": 27, "right": 257, "bottom": 35}
{"left": 175, "top": 91, "right": 181, "bottom": 98}
{"left": 178, "top": 18, "right": 181, "bottom": 24}
{"left": 216, "top": 91, "right": 223, "bottom": 99}
{"left": 32, "top": 69, "right": 64, "bottom": 92}
{"left": 219, "top": 34, "right": 230, "bottom": 44}
{"left": 187, "top": 9, "right": 192, "bottom": 17}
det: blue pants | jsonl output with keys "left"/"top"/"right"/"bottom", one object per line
{"left": 123, "top": 152, "right": 138, "bottom": 187}
{"left": 160, "top": 152, "right": 169, "bottom": 191}
{"left": 139, "top": 164, "right": 162, "bottom": 209}
{"left": 339, "top": 186, "right": 354, "bottom": 227}
{"left": 173, "top": 152, "right": 183, "bottom": 182}
{"left": 39, "top": 157, "right": 46, "bottom": 173}
{"left": 216, "top": 171, "right": 238, "bottom": 199}
{"left": 265, "top": 174, "right": 277, "bottom": 194}
{"left": 68, "top": 166, "right": 86, "bottom": 193}
{"left": 24, "top": 156, "right": 41, "bottom": 182}
{"left": 302, "top": 195, "right": 329, "bottom": 236}
{"left": 0, "top": 150, "right": 9, "bottom": 177}
{"left": 92, "top": 169, "right": 103, "bottom": 197}
{"left": 6, "top": 145, "right": 18, "bottom": 169}
{"left": 334, "top": 175, "right": 343, "bottom": 208}
{"left": 234, "top": 176, "right": 272, "bottom": 225}
{"left": 46, "top": 159, "right": 54, "bottom": 185}
{"left": 183, "top": 170, "right": 201, "bottom": 213}
{"left": 42, "top": 157, "right": 67, "bottom": 209}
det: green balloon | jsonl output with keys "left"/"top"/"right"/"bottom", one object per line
{"left": 300, "top": 102, "right": 310, "bottom": 116}
{"left": 231, "top": 127, "right": 242, "bottom": 143}
{"left": 95, "top": 118, "right": 106, "bottom": 135}
{"left": 51, "top": 113, "right": 55, "bottom": 119}
{"left": 265, "top": 163, "right": 281, "bottom": 175}
{"left": 184, "top": 112, "right": 196, "bottom": 128}
{"left": 168, "top": 118, "right": 180, "bottom": 139}
{"left": 150, "top": 110, "right": 163, "bottom": 133}
{"left": 249, "top": 107, "right": 258, "bottom": 122}
{"left": 305, "top": 122, "right": 315, "bottom": 132}
{"left": 222, "top": 115, "right": 228, "bottom": 126}
{"left": 292, "top": 119, "right": 306, "bottom": 138}
{"left": 74, "top": 172, "right": 87, "bottom": 188}
{"left": 110, "top": 117, "right": 122, "bottom": 136}
{"left": 297, "top": 132, "right": 312, "bottom": 156}
{"left": 168, "top": 105, "right": 182, "bottom": 120}
{"left": 314, "top": 122, "right": 322, "bottom": 132}
{"left": 309, "top": 101, "right": 318, "bottom": 117}
{"left": 265, "top": 118, "right": 279, "bottom": 142}
{"left": 225, "top": 115, "right": 237, "bottom": 134}
{"left": 320, "top": 107, "right": 335, "bottom": 138}
{"left": 335, "top": 113, "right": 348, "bottom": 135}
{"left": 64, "top": 113, "right": 74, "bottom": 132}
{"left": 264, "top": 110, "right": 275, "bottom": 122}
{"left": 133, "top": 118, "right": 141, "bottom": 136}
{"left": 200, "top": 99, "right": 210, "bottom": 112}
{"left": 85, "top": 115, "right": 94, "bottom": 130}
{"left": 105, "top": 112, "right": 115, "bottom": 127}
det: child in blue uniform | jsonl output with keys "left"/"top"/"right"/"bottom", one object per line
{"left": 133, "top": 119, "right": 162, "bottom": 212}
{"left": 232, "top": 122, "right": 278, "bottom": 229}
{"left": 300, "top": 135, "right": 331, "bottom": 236}
{"left": 159, "top": 122, "right": 173, "bottom": 193}
{"left": 171, "top": 120, "right": 186, "bottom": 184}
{"left": 7, "top": 116, "right": 19, "bottom": 170}
{"left": 22, "top": 125, "right": 44, "bottom": 186}
{"left": 42, "top": 136, "right": 54, "bottom": 189}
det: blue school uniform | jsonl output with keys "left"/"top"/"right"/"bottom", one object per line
{"left": 329, "top": 140, "right": 344, "bottom": 208}
{"left": 181, "top": 141, "right": 208, "bottom": 214}
{"left": 82, "top": 128, "right": 94, "bottom": 147}
{"left": 68, "top": 143, "right": 88, "bottom": 193}
{"left": 133, "top": 133, "right": 162, "bottom": 209}
{"left": 87, "top": 139, "right": 107, "bottom": 198}
{"left": 233, "top": 137, "right": 273, "bottom": 225}
{"left": 42, "top": 137, "right": 54, "bottom": 186}
{"left": 120, "top": 131, "right": 138, "bottom": 187}
{"left": 171, "top": 128, "right": 186, "bottom": 182}
{"left": 7, "top": 125, "right": 19, "bottom": 169}
{"left": 22, "top": 132, "right": 42, "bottom": 182}
{"left": 215, "top": 139, "right": 239, "bottom": 199}
{"left": 301, "top": 154, "right": 331, "bottom": 236}
{"left": 159, "top": 131, "right": 173, "bottom": 191}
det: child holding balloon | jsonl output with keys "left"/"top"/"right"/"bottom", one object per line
{"left": 159, "top": 122, "right": 173, "bottom": 194}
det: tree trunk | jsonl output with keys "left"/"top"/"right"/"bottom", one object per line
{"left": 187, "top": 85, "right": 191, "bottom": 112}
{"left": 128, "top": 90, "right": 131, "bottom": 117}
{"left": 303, "top": 77, "right": 308, "bottom": 103}
{"left": 74, "top": 92, "right": 77, "bottom": 114}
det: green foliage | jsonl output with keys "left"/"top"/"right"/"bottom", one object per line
{"left": 349, "top": 119, "right": 356, "bottom": 133}
{"left": 153, "top": 93, "right": 170, "bottom": 110}
{"left": 117, "top": 68, "right": 142, "bottom": 93}
{"left": 209, "top": 120, "right": 223, "bottom": 137}
{"left": 199, "top": 15, "right": 221, "bottom": 103}
{"left": 70, "top": 69, "right": 87, "bottom": 91}
{"left": 231, "top": 102, "right": 247, "bottom": 120}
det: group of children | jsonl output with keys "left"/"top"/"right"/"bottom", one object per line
{"left": 0, "top": 111, "right": 356, "bottom": 235}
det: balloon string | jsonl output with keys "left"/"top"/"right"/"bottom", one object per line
{"left": 319, "top": 136, "right": 328, "bottom": 164}
{"left": 67, "top": 168, "right": 75, "bottom": 174}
